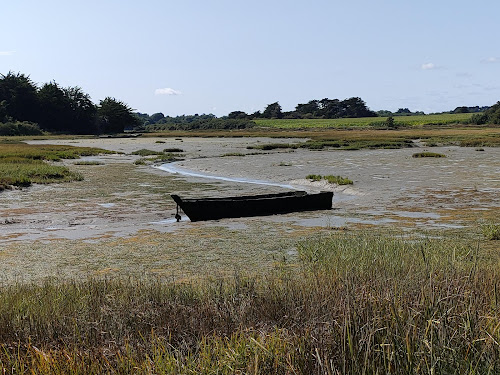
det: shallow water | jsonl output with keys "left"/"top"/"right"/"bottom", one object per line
{"left": 156, "top": 163, "right": 298, "bottom": 190}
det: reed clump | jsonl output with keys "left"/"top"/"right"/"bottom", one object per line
{"left": 0, "top": 232, "right": 498, "bottom": 373}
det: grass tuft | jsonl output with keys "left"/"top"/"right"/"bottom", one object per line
{"left": 482, "top": 222, "right": 500, "bottom": 240}
{"left": 412, "top": 151, "right": 446, "bottom": 158}
{"left": 163, "top": 148, "right": 184, "bottom": 153}
{"left": 131, "top": 149, "right": 163, "bottom": 156}
{"left": 221, "top": 152, "right": 245, "bottom": 157}
{"left": 307, "top": 174, "right": 353, "bottom": 185}
{"left": 73, "top": 161, "right": 103, "bottom": 165}
{"left": 323, "top": 175, "right": 353, "bottom": 185}
{"left": 306, "top": 174, "right": 322, "bottom": 181}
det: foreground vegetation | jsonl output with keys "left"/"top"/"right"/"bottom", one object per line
{"left": 0, "top": 232, "right": 499, "bottom": 374}
{"left": 0, "top": 141, "right": 112, "bottom": 190}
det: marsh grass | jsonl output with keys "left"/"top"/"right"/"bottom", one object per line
{"left": 146, "top": 127, "right": 500, "bottom": 150}
{"left": 323, "top": 174, "right": 353, "bottom": 185}
{"left": 306, "top": 174, "right": 322, "bottom": 181}
{"left": 481, "top": 222, "right": 500, "bottom": 240}
{"left": 73, "top": 161, "right": 103, "bottom": 165}
{"left": 460, "top": 138, "right": 500, "bottom": 147}
{"left": 0, "top": 143, "right": 113, "bottom": 161}
{"left": 1, "top": 232, "right": 498, "bottom": 373}
{"left": 131, "top": 149, "right": 184, "bottom": 164}
{"left": 307, "top": 174, "right": 353, "bottom": 185}
{"left": 412, "top": 152, "right": 446, "bottom": 158}
{"left": 0, "top": 143, "right": 107, "bottom": 190}
{"left": 131, "top": 149, "right": 164, "bottom": 156}
{"left": 247, "top": 143, "right": 299, "bottom": 150}
{"left": 163, "top": 148, "right": 184, "bottom": 153}
{"left": 248, "top": 138, "right": 414, "bottom": 151}
{"left": 221, "top": 152, "right": 246, "bottom": 157}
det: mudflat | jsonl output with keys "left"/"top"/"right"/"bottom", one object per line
{"left": 0, "top": 137, "right": 498, "bottom": 282}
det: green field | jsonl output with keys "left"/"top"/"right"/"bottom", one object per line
{"left": 254, "top": 113, "right": 475, "bottom": 129}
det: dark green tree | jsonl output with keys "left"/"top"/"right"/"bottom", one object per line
{"left": 296, "top": 100, "right": 319, "bottom": 117}
{"left": 250, "top": 110, "right": 261, "bottom": 119}
{"left": 453, "top": 106, "right": 469, "bottom": 114}
{"left": 377, "top": 110, "right": 393, "bottom": 117}
{"left": 227, "top": 111, "right": 248, "bottom": 119}
{"left": 484, "top": 101, "right": 500, "bottom": 124}
{"left": 341, "top": 97, "right": 377, "bottom": 118}
{"left": 319, "top": 98, "right": 342, "bottom": 118}
{"left": 37, "top": 82, "right": 71, "bottom": 132}
{"left": 64, "top": 87, "right": 97, "bottom": 134}
{"left": 0, "top": 100, "right": 8, "bottom": 122}
{"left": 149, "top": 112, "right": 165, "bottom": 123}
{"left": 262, "top": 102, "right": 283, "bottom": 119}
{"left": 0, "top": 72, "right": 39, "bottom": 123}
{"left": 97, "top": 97, "right": 139, "bottom": 133}
{"left": 396, "top": 108, "right": 412, "bottom": 115}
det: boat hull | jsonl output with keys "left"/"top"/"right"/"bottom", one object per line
{"left": 171, "top": 191, "right": 333, "bottom": 222}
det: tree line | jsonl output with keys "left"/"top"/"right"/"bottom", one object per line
{"left": 227, "top": 97, "right": 377, "bottom": 120}
{"left": 141, "top": 97, "right": 378, "bottom": 130}
{"left": 2, "top": 71, "right": 498, "bottom": 135}
{"left": 0, "top": 72, "right": 139, "bottom": 135}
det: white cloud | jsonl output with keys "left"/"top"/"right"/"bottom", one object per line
{"left": 155, "top": 88, "right": 182, "bottom": 95}
{"left": 482, "top": 57, "right": 498, "bottom": 63}
{"left": 421, "top": 62, "right": 436, "bottom": 70}
{"left": 0, "top": 51, "right": 15, "bottom": 56}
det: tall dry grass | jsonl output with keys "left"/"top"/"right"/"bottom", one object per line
{"left": 0, "top": 232, "right": 499, "bottom": 374}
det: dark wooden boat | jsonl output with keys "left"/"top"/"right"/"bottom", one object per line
{"left": 171, "top": 191, "right": 333, "bottom": 222}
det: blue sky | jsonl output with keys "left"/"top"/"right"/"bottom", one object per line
{"left": 1, "top": 0, "right": 499, "bottom": 116}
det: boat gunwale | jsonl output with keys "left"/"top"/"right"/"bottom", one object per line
{"left": 171, "top": 191, "right": 317, "bottom": 203}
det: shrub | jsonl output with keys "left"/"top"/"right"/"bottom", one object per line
{"left": 0, "top": 121, "right": 43, "bottom": 136}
